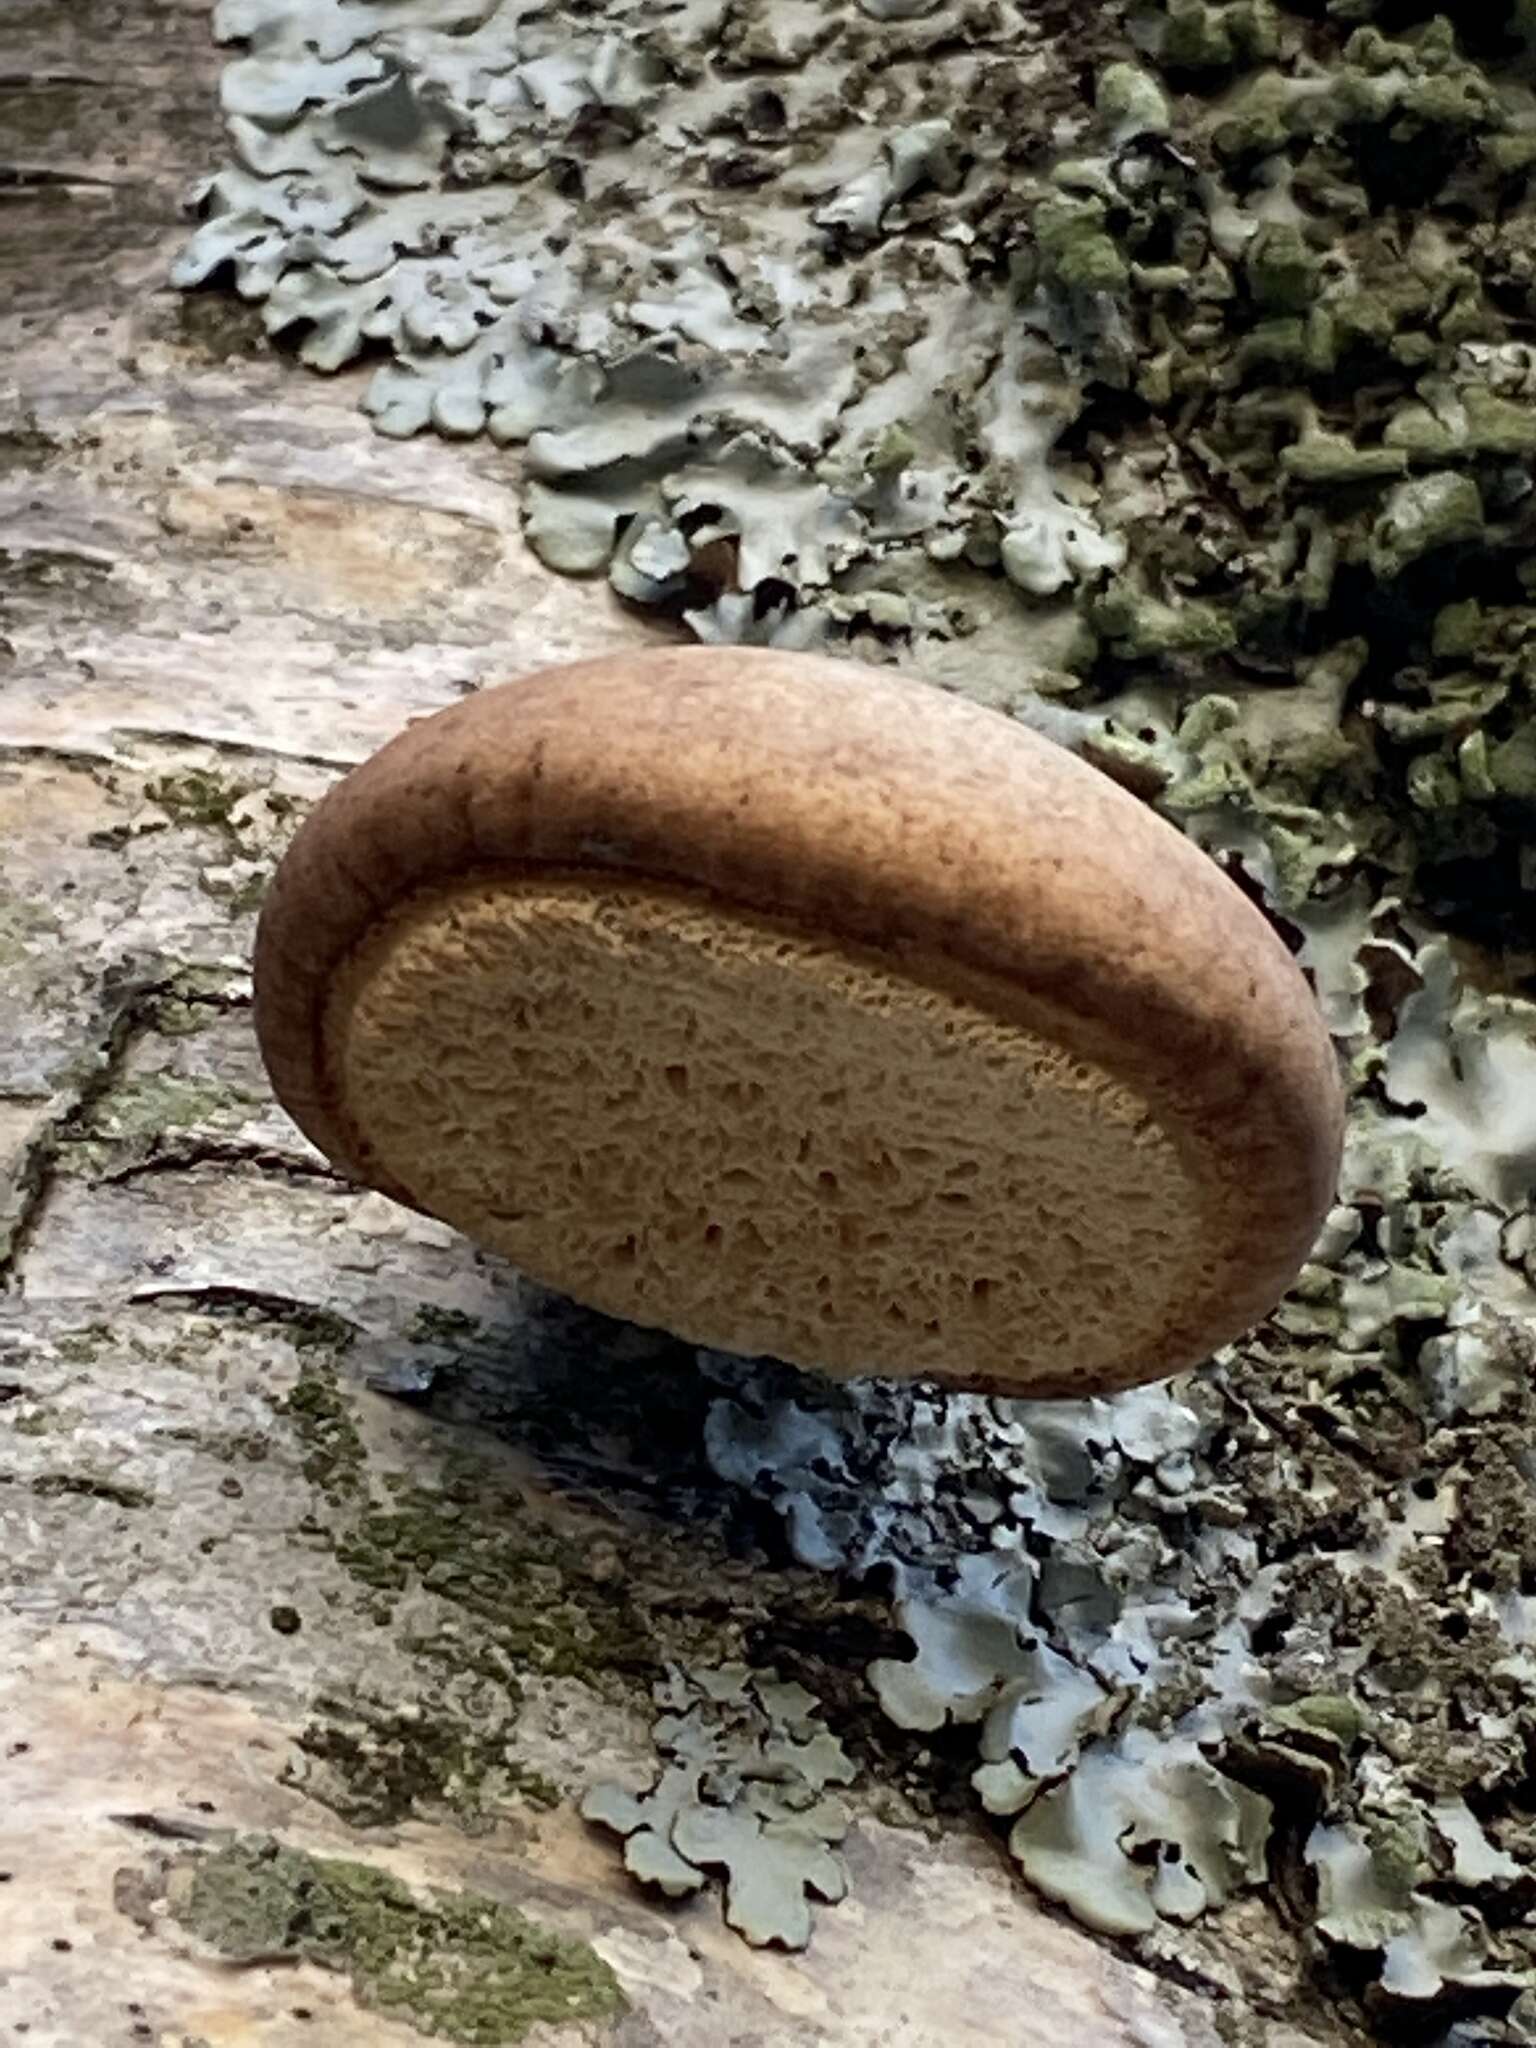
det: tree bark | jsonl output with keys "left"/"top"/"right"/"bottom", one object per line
{"left": 0, "top": 8, "right": 1346, "bottom": 2045}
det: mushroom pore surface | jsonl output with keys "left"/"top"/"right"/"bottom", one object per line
{"left": 327, "top": 874, "right": 1209, "bottom": 1393}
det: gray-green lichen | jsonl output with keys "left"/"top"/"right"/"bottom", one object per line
{"left": 175, "top": 0, "right": 1130, "bottom": 643}
{"left": 582, "top": 1661, "right": 855, "bottom": 1949}
{"left": 697, "top": 1109, "right": 1536, "bottom": 2024}
{"left": 176, "top": 0, "right": 1536, "bottom": 939}
{"left": 163, "top": 1835, "right": 626, "bottom": 2043}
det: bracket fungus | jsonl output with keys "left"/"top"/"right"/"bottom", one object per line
{"left": 255, "top": 648, "right": 1342, "bottom": 1396}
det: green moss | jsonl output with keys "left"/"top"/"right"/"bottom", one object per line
{"left": 157, "top": 1422, "right": 271, "bottom": 1462}
{"left": 1034, "top": 195, "right": 1129, "bottom": 294}
{"left": 273, "top": 1304, "right": 676, "bottom": 1836}
{"left": 1460, "top": 385, "right": 1536, "bottom": 457}
{"left": 286, "top": 1695, "right": 510, "bottom": 1827}
{"left": 85, "top": 1072, "right": 256, "bottom": 1145}
{"left": 1484, "top": 129, "right": 1536, "bottom": 176}
{"left": 1386, "top": 386, "right": 1536, "bottom": 464}
{"left": 287, "top": 1684, "right": 566, "bottom": 1828}
{"left": 290, "top": 1308, "right": 358, "bottom": 1352}
{"left": 1363, "top": 1810, "right": 1427, "bottom": 1896}
{"left": 31, "top": 1472, "right": 153, "bottom": 1508}
{"left": 0, "top": 420, "right": 63, "bottom": 478}
{"left": 274, "top": 1340, "right": 661, "bottom": 1825}
{"left": 1367, "top": 471, "right": 1484, "bottom": 581}
{"left": 156, "top": 997, "right": 228, "bottom": 1038}
{"left": 1097, "top": 63, "right": 1170, "bottom": 142}
{"left": 408, "top": 1305, "right": 484, "bottom": 1346}
{"left": 152, "top": 965, "right": 247, "bottom": 1024}
{"left": 1162, "top": 0, "right": 1279, "bottom": 73}
{"left": 146, "top": 768, "right": 257, "bottom": 840}
{"left": 510, "top": 1763, "right": 564, "bottom": 1810}
{"left": 12, "top": 1407, "right": 57, "bottom": 1436}
{"left": 1163, "top": 1, "right": 1236, "bottom": 72}
{"left": 1280, "top": 432, "right": 1408, "bottom": 486}
{"left": 276, "top": 1350, "right": 366, "bottom": 1499}
{"left": 1272, "top": 1694, "right": 1365, "bottom": 1747}
{"left": 333, "top": 1469, "right": 656, "bottom": 1686}
{"left": 200, "top": 865, "right": 272, "bottom": 918}
{"left": 1245, "top": 223, "right": 1319, "bottom": 316}
{"left": 174, "top": 290, "right": 269, "bottom": 362}
{"left": 1211, "top": 70, "right": 1312, "bottom": 159}
{"left": 283, "top": 1557, "right": 585, "bottom": 1826}
{"left": 1381, "top": 405, "right": 1456, "bottom": 463}
{"left": 1328, "top": 285, "right": 1415, "bottom": 363}
{"left": 1088, "top": 584, "right": 1237, "bottom": 659}
{"left": 1408, "top": 751, "right": 1463, "bottom": 811}
{"left": 1236, "top": 317, "right": 1307, "bottom": 375}
{"left": 53, "top": 1322, "right": 114, "bottom": 1365}
{"left": 1489, "top": 721, "right": 1536, "bottom": 799}
{"left": 169, "top": 1838, "right": 625, "bottom": 2044}
{"left": 865, "top": 422, "right": 916, "bottom": 477}
{"left": 0, "top": 889, "right": 63, "bottom": 971}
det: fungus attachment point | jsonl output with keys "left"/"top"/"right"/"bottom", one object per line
{"left": 255, "top": 649, "right": 1343, "bottom": 1397}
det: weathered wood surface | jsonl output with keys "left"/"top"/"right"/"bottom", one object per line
{"left": 0, "top": 8, "right": 1344, "bottom": 2045}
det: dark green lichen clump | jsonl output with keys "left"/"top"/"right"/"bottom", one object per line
{"left": 276, "top": 1345, "right": 367, "bottom": 1497}
{"left": 1043, "top": 4, "right": 1536, "bottom": 948}
{"left": 168, "top": 1836, "right": 625, "bottom": 2044}
{"left": 280, "top": 1469, "right": 655, "bottom": 1827}
{"left": 283, "top": 1691, "right": 560, "bottom": 1829}
{"left": 270, "top": 1350, "right": 664, "bottom": 1830}
{"left": 334, "top": 1468, "right": 658, "bottom": 1683}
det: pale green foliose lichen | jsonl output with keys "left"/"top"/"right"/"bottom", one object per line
{"left": 582, "top": 1661, "right": 854, "bottom": 1949}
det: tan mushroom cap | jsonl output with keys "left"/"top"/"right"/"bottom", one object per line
{"left": 255, "top": 647, "right": 1343, "bottom": 1398}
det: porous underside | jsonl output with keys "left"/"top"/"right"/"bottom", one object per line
{"left": 327, "top": 875, "right": 1214, "bottom": 1391}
